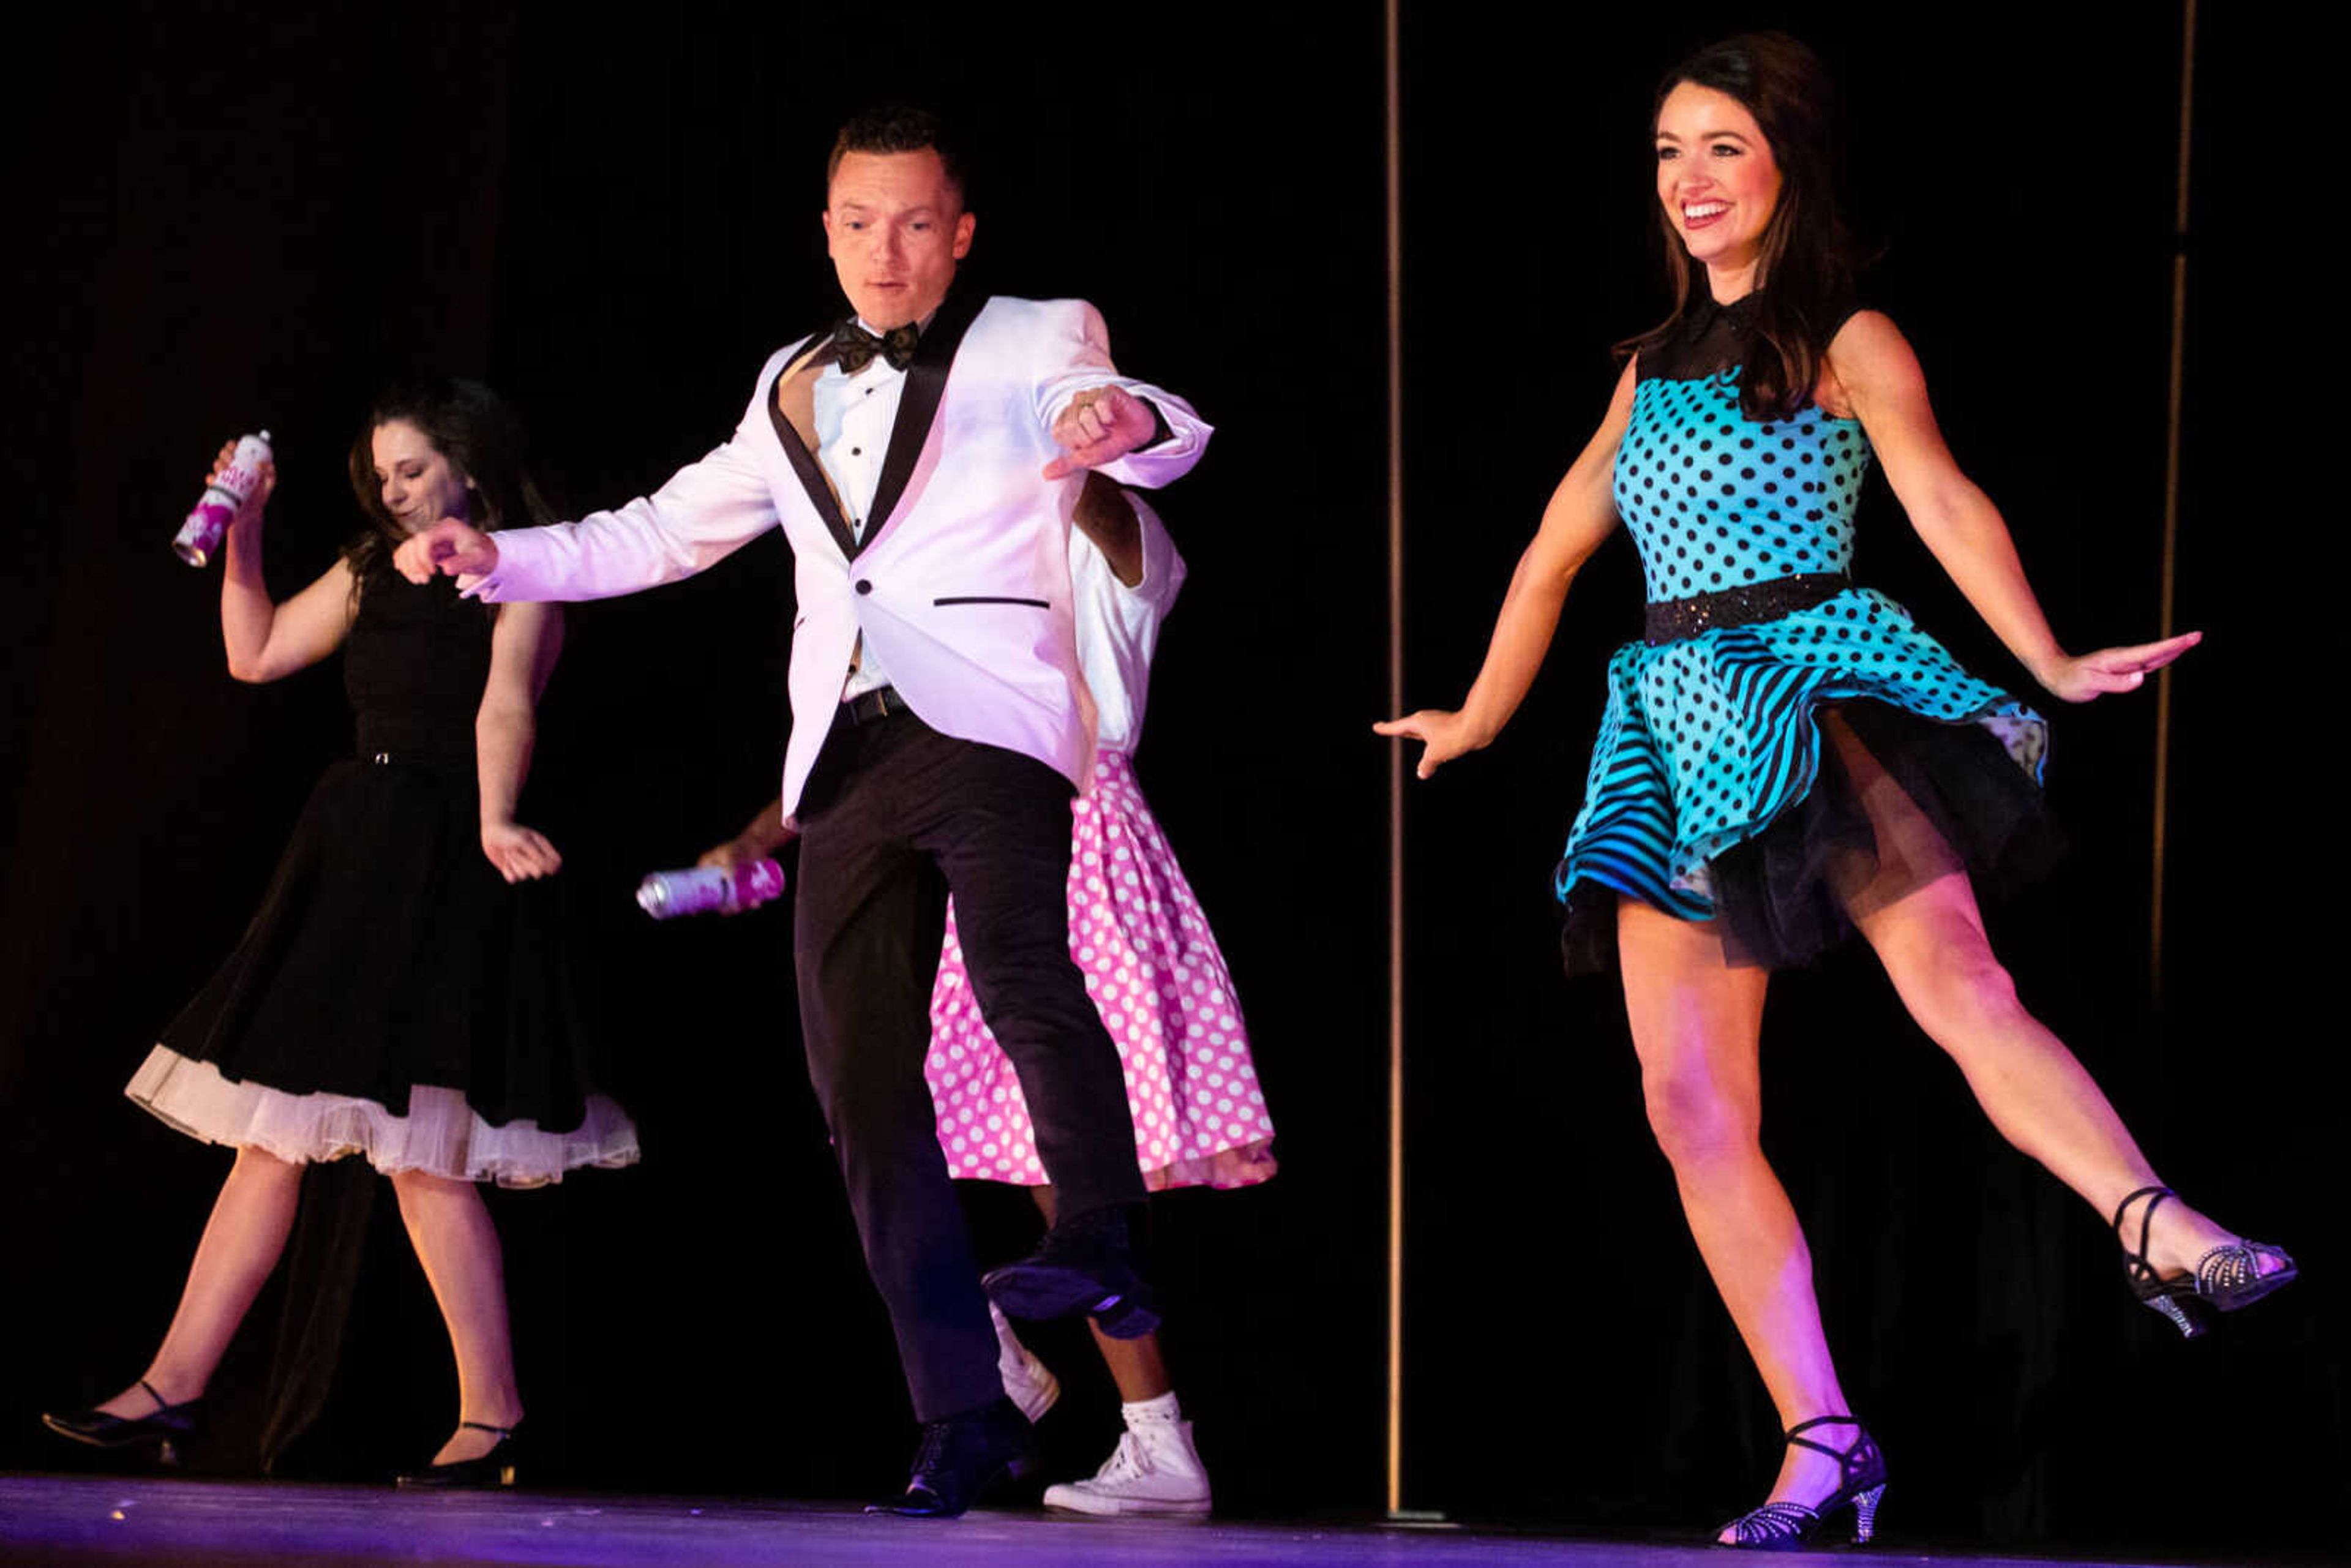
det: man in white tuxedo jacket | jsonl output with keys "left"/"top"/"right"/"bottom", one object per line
{"left": 397, "top": 108, "right": 1208, "bottom": 1514}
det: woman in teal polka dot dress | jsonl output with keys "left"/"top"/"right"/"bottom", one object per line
{"left": 1378, "top": 31, "right": 2294, "bottom": 1551}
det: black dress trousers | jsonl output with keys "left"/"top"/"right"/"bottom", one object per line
{"left": 790, "top": 704, "right": 1146, "bottom": 1420}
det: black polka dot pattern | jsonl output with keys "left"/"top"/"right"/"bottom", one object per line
{"left": 1554, "top": 372, "right": 2049, "bottom": 923}
{"left": 1613, "top": 373, "right": 1864, "bottom": 602}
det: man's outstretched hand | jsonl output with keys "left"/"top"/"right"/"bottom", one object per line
{"left": 1043, "top": 386, "right": 1159, "bottom": 480}
{"left": 393, "top": 519, "right": 501, "bottom": 584}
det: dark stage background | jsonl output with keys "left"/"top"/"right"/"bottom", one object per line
{"left": 1, "top": 1, "right": 2337, "bottom": 1556}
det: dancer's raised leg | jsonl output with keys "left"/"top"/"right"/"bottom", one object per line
{"left": 1826, "top": 714, "right": 2281, "bottom": 1286}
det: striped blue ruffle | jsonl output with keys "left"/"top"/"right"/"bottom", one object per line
{"left": 1555, "top": 587, "right": 2045, "bottom": 921}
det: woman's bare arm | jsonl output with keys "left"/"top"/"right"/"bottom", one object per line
{"left": 477, "top": 601, "right": 566, "bottom": 882}
{"left": 1375, "top": 358, "right": 1639, "bottom": 775}
{"left": 1832, "top": 312, "right": 2198, "bottom": 702}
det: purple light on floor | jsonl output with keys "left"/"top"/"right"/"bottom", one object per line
{"left": 0, "top": 1475, "right": 2203, "bottom": 1567}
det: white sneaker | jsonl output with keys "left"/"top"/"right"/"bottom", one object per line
{"left": 1041, "top": 1420, "right": 1213, "bottom": 1516}
{"left": 991, "top": 1302, "right": 1059, "bottom": 1424}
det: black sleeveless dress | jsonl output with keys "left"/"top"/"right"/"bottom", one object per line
{"left": 127, "top": 548, "right": 638, "bottom": 1186}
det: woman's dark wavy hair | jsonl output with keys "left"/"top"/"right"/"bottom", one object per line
{"left": 1617, "top": 32, "right": 1860, "bottom": 419}
{"left": 343, "top": 377, "right": 554, "bottom": 580}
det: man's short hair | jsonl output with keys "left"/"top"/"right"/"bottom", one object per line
{"left": 827, "top": 105, "right": 971, "bottom": 207}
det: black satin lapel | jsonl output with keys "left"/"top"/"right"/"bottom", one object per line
{"left": 861, "top": 291, "right": 986, "bottom": 555}
{"left": 767, "top": 326, "right": 861, "bottom": 561}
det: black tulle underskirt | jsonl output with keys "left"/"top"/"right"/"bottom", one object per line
{"left": 1561, "top": 699, "right": 2063, "bottom": 975}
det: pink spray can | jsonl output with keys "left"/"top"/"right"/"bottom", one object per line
{"left": 636, "top": 859, "right": 787, "bottom": 919}
{"left": 173, "top": 431, "right": 274, "bottom": 567}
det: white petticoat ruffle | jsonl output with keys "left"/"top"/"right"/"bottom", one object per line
{"left": 124, "top": 1046, "right": 641, "bottom": 1190}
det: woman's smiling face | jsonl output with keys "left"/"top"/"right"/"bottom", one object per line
{"left": 1654, "top": 80, "right": 1782, "bottom": 283}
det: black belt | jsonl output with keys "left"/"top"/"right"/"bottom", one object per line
{"left": 359, "top": 748, "right": 468, "bottom": 768}
{"left": 842, "top": 685, "right": 912, "bottom": 725}
{"left": 1645, "top": 573, "right": 1851, "bottom": 645}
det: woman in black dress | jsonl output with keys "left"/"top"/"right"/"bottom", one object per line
{"left": 42, "top": 380, "right": 637, "bottom": 1486}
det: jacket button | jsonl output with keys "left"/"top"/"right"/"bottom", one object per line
{"left": 855, "top": 579, "right": 872, "bottom": 595}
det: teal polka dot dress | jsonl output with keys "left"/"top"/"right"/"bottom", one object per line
{"left": 1556, "top": 299, "right": 2050, "bottom": 967}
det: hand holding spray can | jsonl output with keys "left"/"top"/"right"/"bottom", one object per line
{"left": 173, "top": 432, "right": 274, "bottom": 567}
{"left": 637, "top": 858, "right": 787, "bottom": 919}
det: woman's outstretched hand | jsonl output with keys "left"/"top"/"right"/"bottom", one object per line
{"left": 394, "top": 519, "right": 500, "bottom": 585}
{"left": 2036, "top": 631, "right": 2202, "bottom": 703}
{"left": 1374, "top": 709, "right": 1488, "bottom": 779}
{"left": 482, "top": 820, "right": 562, "bottom": 882}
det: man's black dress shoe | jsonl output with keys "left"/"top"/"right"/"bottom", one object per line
{"left": 42, "top": 1379, "right": 201, "bottom": 1453}
{"left": 395, "top": 1420, "right": 520, "bottom": 1489}
{"left": 866, "top": 1397, "right": 1035, "bottom": 1517}
{"left": 982, "top": 1202, "right": 1160, "bottom": 1339}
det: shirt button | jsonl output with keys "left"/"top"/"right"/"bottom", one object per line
{"left": 855, "top": 579, "right": 872, "bottom": 595}
{"left": 851, "top": 446, "right": 862, "bottom": 456}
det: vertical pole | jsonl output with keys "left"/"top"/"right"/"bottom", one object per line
{"left": 2151, "top": 0, "right": 2197, "bottom": 997}
{"left": 1382, "top": 0, "right": 1409, "bottom": 1522}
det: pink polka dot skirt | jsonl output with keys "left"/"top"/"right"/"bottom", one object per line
{"left": 927, "top": 751, "right": 1276, "bottom": 1191}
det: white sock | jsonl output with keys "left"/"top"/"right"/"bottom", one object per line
{"left": 1122, "top": 1390, "right": 1181, "bottom": 1427}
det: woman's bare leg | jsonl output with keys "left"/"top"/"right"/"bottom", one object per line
{"left": 1825, "top": 714, "right": 2271, "bottom": 1280}
{"left": 390, "top": 1169, "right": 522, "bottom": 1466}
{"left": 95, "top": 1144, "right": 304, "bottom": 1416}
{"left": 1616, "top": 898, "right": 1858, "bottom": 1526}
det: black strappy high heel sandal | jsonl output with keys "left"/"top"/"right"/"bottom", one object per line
{"left": 41, "top": 1378, "right": 203, "bottom": 1457}
{"left": 1716, "top": 1415, "right": 1888, "bottom": 1551}
{"left": 2113, "top": 1185, "right": 2297, "bottom": 1339}
{"left": 394, "top": 1420, "right": 521, "bottom": 1489}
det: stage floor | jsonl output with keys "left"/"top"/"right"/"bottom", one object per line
{"left": 0, "top": 1474, "right": 2281, "bottom": 1567}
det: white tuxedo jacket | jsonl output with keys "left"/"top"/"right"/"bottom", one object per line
{"left": 469, "top": 295, "right": 1209, "bottom": 814}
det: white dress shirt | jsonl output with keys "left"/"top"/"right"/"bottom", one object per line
{"left": 815, "top": 320, "right": 910, "bottom": 699}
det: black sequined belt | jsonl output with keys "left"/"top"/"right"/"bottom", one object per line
{"left": 1644, "top": 573, "right": 1852, "bottom": 645}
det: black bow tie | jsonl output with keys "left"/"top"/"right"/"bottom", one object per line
{"left": 832, "top": 319, "right": 920, "bottom": 374}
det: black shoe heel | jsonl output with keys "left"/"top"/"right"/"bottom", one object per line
{"left": 2113, "top": 1185, "right": 2297, "bottom": 1340}
{"left": 1716, "top": 1414, "right": 1888, "bottom": 1551}
{"left": 41, "top": 1378, "right": 203, "bottom": 1453}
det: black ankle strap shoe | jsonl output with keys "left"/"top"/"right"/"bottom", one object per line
{"left": 42, "top": 1378, "right": 202, "bottom": 1453}
{"left": 395, "top": 1420, "right": 520, "bottom": 1490}
{"left": 2113, "top": 1185, "right": 2298, "bottom": 1339}
{"left": 1716, "top": 1415, "right": 1888, "bottom": 1550}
